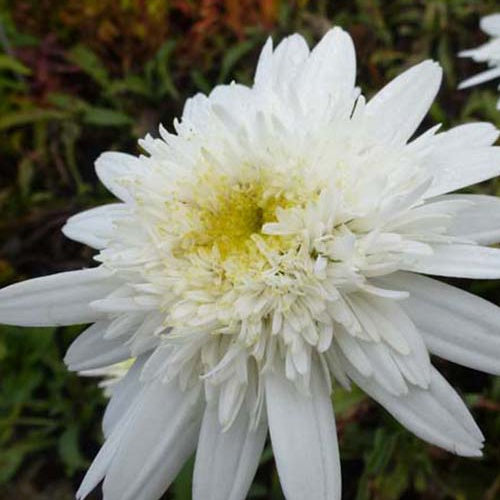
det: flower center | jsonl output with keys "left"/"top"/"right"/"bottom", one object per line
{"left": 167, "top": 168, "right": 306, "bottom": 280}
{"left": 193, "top": 181, "right": 291, "bottom": 260}
{"left": 197, "top": 182, "right": 265, "bottom": 258}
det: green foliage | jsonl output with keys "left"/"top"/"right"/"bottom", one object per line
{"left": 0, "top": 0, "right": 499, "bottom": 498}
{"left": 0, "top": 326, "right": 104, "bottom": 492}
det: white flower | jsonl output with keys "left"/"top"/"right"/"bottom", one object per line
{"left": 459, "top": 13, "right": 500, "bottom": 109}
{"left": 1, "top": 26, "right": 500, "bottom": 500}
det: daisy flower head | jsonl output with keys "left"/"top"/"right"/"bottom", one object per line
{"left": 1, "top": 27, "right": 500, "bottom": 500}
{"left": 459, "top": 13, "right": 500, "bottom": 109}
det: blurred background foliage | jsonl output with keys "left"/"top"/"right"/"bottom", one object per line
{"left": 0, "top": 0, "right": 499, "bottom": 498}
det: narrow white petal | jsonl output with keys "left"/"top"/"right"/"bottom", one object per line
{"left": 357, "top": 288, "right": 431, "bottom": 388}
{"left": 343, "top": 362, "right": 484, "bottom": 456}
{"left": 415, "top": 122, "right": 499, "bottom": 153}
{"left": 365, "top": 60, "right": 442, "bottom": 144}
{"left": 254, "top": 33, "right": 309, "bottom": 90}
{"left": 441, "top": 194, "right": 500, "bottom": 244}
{"left": 193, "top": 394, "right": 267, "bottom": 500}
{"left": 334, "top": 328, "right": 373, "bottom": 377}
{"left": 298, "top": 27, "right": 356, "bottom": 109}
{"left": 359, "top": 341, "right": 408, "bottom": 396}
{"left": 102, "top": 356, "right": 148, "bottom": 437}
{"left": 265, "top": 361, "right": 341, "bottom": 500}
{"left": 458, "top": 66, "right": 500, "bottom": 89}
{"left": 102, "top": 379, "right": 203, "bottom": 500}
{"left": 402, "top": 243, "right": 500, "bottom": 279}
{"left": 64, "top": 321, "right": 132, "bottom": 371}
{"left": 378, "top": 272, "right": 500, "bottom": 375}
{"left": 77, "top": 385, "right": 144, "bottom": 499}
{"left": 424, "top": 146, "right": 500, "bottom": 198}
{"left": 62, "top": 204, "right": 129, "bottom": 249}
{"left": 95, "top": 152, "right": 145, "bottom": 203}
{"left": 349, "top": 294, "right": 410, "bottom": 354}
{"left": 0, "top": 267, "right": 117, "bottom": 326}
{"left": 253, "top": 37, "right": 273, "bottom": 87}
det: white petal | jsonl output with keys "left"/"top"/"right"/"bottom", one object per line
{"left": 265, "top": 361, "right": 341, "bottom": 500}
{"left": 415, "top": 123, "right": 499, "bottom": 198}
{"left": 0, "top": 267, "right": 117, "bottom": 326}
{"left": 441, "top": 194, "right": 500, "bottom": 244}
{"left": 193, "top": 394, "right": 267, "bottom": 500}
{"left": 458, "top": 66, "right": 500, "bottom": 89}
{"left": 254, "top": 34, "right": 309, "bottom": 90}
{"left": 415, "top": 122, "right": 499, "bottom": 153}
{"left": 480, "top": 13, "right": 500, "bottom": 36}
{"left": 298, "top": 27, "right": 356, "bottom": 109}
{"left": 95, "top": 152, "right": 145, "bottom": 202}
{"left": 253, "top": 37, "right": 273, "bottom": 86}
{"left": 334, "top": 328, "right": 373, "bottom": 377}
{"left": 365, "top": 60, "right": 442, "bottom": 144}
{"left": 65, "top": 321, "right": 132, "bottom": 371}
{"left": 343, "top": 362, "right": 484, "bottom": 456}
{"left": 77, "top": 393, "right": 139, "bottom": 499}
{"left": 102, "top": 356, "right": 148, "bottom": 437}
{"left": 423, "top": 145, "right": 500, "bottom": 198}
{"left": 62, "top": 204, "right": 129, "bottom": 249}
{"left": 359, "top": 341, "right": 408, "bottom": 396}
{"left": 363, "top": 286, "right": 431, "bottom": 388}
{"left": 348, "top": 293, "right": 410, "bottom": 354}
{"left": 378, "top": 272, "right": 500, "bottom": 375}
{"left": 402, "top": 243, "right": 500, "bottom": 279}
{"left": 102, "top": 379, "right": 203, "bottom": 500}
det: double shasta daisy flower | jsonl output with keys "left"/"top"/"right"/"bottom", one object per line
{"left": 1, "top": 27, "right": 500, "bottom": 500}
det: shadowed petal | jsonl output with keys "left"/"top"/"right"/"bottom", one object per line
{"left": 0, "top": 267, "right": 117, "bottom": 326}
{"left": 265, "top": 360, "right": 341, "bottom": 500}
{"left": 343, "top": 361, "right": 484, "bottom": 457}
{"left": 193, "top": 391, "right": 267, "bottom": 500}
{"left": 401, "top": 243, "right": 500, "bottom": 279}
{"left": 102, "top": 379, "right": 203, "bottom": 500}
{"left": 377, "top": 272, "right": 500, "bottom": 375}
{"left": 62, "top": 203, "right": 129, "bottom": 249}
{"left": 95, "top": 152, "right": 145, "bottom": 203}
{"left": 440, "top": 194, "right": 500, "bottom": 245}
{"left": 365, "top": 60, "right": 442, "bottom": 144}
{"left": 64, "top": 321, "right": 133, "bottom": 371}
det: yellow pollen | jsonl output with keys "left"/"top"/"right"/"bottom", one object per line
{"left": 201, "top": 184, "right": 262, "bottom": 256}
{"left": 191, "top": 181, "right": 291, "bottom": 260}
{"left": 166, "top": 167, "right": 310, "bottom": 282}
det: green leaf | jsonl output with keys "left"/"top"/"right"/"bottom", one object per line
{"left": 155, "top": 40, "right": 178, "bottom": 99}
{"left": 0, "top": 109, "right": 68, "bottom": 130}
{"left": 0, "top": 54, "right": 31, "bottom": 75}
{"left": 58, "top": 424, "right": 87, "bottom": 474}
{"left": 218, "top": 39, "right": 257, "bottom": 84}
{"left": 0, "top": 440, "right": 52, "bottom": 484}
{"left": 82, "top": 107, "right": 133, "bottom": 126}
{"left": 248, "top": 482, "right": 268, "bottom": 498}
{"left": 47, "top": 92, "right": 88, "bottom": 111}
{"left": 17, "top": 157, "right": 34, "bottom": 199}
{"left": 191, "top": 69, "right": 212, "bottom": 94}
{"left": 332, "top": 385, "right": 366, "bottom": 415}
{"left": 172, "top": 455, "right": 194, "bottom": 499}
{"left": 108, "top": 75, "right": 150, "bottom": 97}
{"left": 67, "top": 45, "right": 110, "bottom": 88}
{"left": 365, "top": 428, "right": 398, "bottom": 474}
